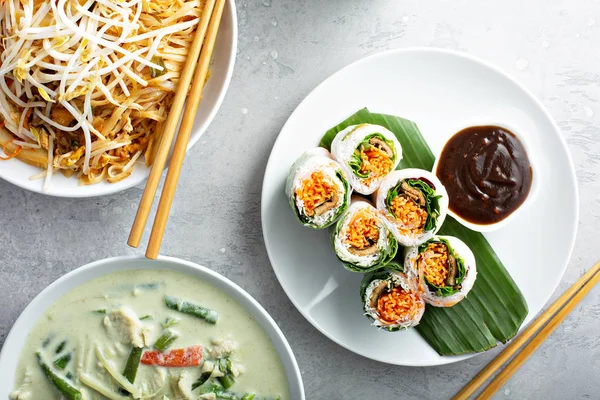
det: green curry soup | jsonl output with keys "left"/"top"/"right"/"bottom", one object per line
{"left": 11, "top": 269, "right": 290, "bottom": 400}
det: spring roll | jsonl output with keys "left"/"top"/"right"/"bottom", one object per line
{"left": 331, "top": 199, "right": 398, "bottom": 273}
{"left": 375, "top": 168, "right": 449, "bottom": 246}
{"left": 360, "top": 268, "right": 425, "bottom": 331}
{"left": 331, "top": 124, "right": 402, "bottom": 195}
{"left": 404, "top": 235, "right": 477, "bottom": 307}
{"left": 286, "top": 148, "right": 351, "bottom": 228}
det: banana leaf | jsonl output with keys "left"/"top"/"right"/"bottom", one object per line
{"left": 320, "top": 108, "right": 528, "bottom": 356}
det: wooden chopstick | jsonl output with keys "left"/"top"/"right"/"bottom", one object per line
{"left": 454, "top": 260, "right": 600, "bottom": 400}
{"left": 144, "top": 0, "right": 227, "bottom": 259}
{"left": 127, "top": 0, "right": 217, "bottom": 248}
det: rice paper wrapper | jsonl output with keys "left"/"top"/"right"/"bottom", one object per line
{"left": 330, "top": 198, "right": 398, "bottom": 273}
{"left": 404, "top": 235, "right": 477, "bottom": 307}
{"left": 375, "top": 168, "right": 449, "bottom": 246}
{"left": 285, "top": 148, "right": 351, "bottom": 228}
{"left": 331, "top": 124, "right": 402, "bottom": 195}
{"left": 359, "top": 269, "right": 425, "bottom": 331}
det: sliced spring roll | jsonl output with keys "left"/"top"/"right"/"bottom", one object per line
{"left": 360, "top": 268, "right": 425, "bottom": 331}
{"left": 331, "top": 124, "right": 402, "bottom": 195}
{"left": 331, "top": 199, "right": 398, "bottom": 272}
{"left": 375, "top": 168, "right": 449, "bottom": 246}
{"left": 286, "top": 148, "right": 351, "bottom": 228}
{"left": 404, "top": 235, "right": 477, "bottom": 307}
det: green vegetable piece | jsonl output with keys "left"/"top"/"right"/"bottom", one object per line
{"left": 162, "top": 316, "right": 180, "bottom": 328}
{"left": 218, "top": 373, "right": 235, "bottom": 390}
{"left": 164, "top": 295, "right": 218, "bottom": 324}
{"left": 139, "top": 315, "right": 152, "bottom": 321}
{"left": 149, "top": 56, "right": 167, "bottom": 78}
{"left": 154, "top": 329, "right": 179, "bottom": 351}
{"left": 191, "top": 370, "right": 213, "bottom": 390}
{"left": 214, "top": 391, "right": 239, "bottom": 400}
{"left": 54, "top": 353, "right": 72, "bottom": 370}
{"left": 66, "top": 372, "right": 73, "bottom": 380}
{"left": 55, "top": 340, "right": 67, "bottom": 354}
{"left": 198, "top": 382, "right": 221, "bottom": 394}
{"left": 93, "top": 309, "right": 106, "bottom": 315}
{"left": 241, "top": 395, "right": 256, "bottom": 400}
{"left": 42, "top": 335, "right": 53, "bottom": 348}
{"left": 123, "top": 347, "right": 144, "bottom": 384}
{"left": 37, "top": 352, "right": 82, "bottom": 400}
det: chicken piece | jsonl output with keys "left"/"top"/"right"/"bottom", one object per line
{"left": 9, "top": 368, "right": 33, "bottom": 400}
{"left": 51, "top": 107, "right": 75, "bottom": 127}
{"left": 177, "top": 371, "right": 195, "bottom": 400}
{"left": 209, "top": 338, "right": 238, "bottom": 359}
{"left": 103, "top": 306, "right": 151, "bottom": 348}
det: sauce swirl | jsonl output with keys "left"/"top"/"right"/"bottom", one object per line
{"left": 435, "top": 125, "right": 532, "bottom": 225}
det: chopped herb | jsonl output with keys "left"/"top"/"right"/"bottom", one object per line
{"left": 55, "top": 340, "right": 67, "bottom": 354}
{"left": 139, "top": 315, "right": 152, "bottom": 321}
{"left": 54, "top": 353, "right": 72, "bottom": 370}
{"left": 162, "top": 316, "right": 180, "bottom": 328}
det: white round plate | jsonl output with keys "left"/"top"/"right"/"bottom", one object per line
{"left": 0, "top": 0, "right": 237, "bottom": 198}
{"left": 0, "top": 255, "right": 305, "bottom": 398}
{"left": 261, "top": 48, "right": 578, "bottom": 366}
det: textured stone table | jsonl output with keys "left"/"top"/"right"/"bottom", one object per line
{"left": 1, "top": 0, "right": 599, "bottom": 399}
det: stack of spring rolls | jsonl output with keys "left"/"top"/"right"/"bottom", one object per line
{"left": 286, "top": 124, "right": 477, "bottom": 331}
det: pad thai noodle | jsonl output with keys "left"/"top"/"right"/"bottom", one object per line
{"left": 0, "top": 0, "right": 205, "bottom": 190}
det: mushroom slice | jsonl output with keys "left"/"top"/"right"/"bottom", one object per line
{"left": 314, "top": 199, "right": 336, "bottom": 216}
{"left": 369, "top": 137, "right": 394, "bottom": 157}
{"left": 369, "top": 280, "right": 389, "bottom": 309}
{"left": 348, "top": 243, "right": 379, "bottom": 257}
{"left": 446, "top": 253, "right": 457, "bottom": 287}
{"left": 401, "top": 181, "right": 426, "bottom": 206}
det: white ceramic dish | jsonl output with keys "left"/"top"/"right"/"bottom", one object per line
{"left": 0, "top": 0, "right": 237, "bottom": 198}
{"left": 0, "top": 255, "right": 305, "bottom": 399}
{"left": 431, "top": 120, "right": 541, "bottom": 232}
{"left": 261, "top": 48, "right": 578, "bottom": 366}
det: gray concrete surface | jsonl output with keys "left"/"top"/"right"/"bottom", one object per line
{"left": 2, "top": 0, "right": 600, "bottom": 398}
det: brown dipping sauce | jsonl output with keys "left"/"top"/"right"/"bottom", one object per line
{"left": 436, "top": 125, "right": 532, "bottom": 224}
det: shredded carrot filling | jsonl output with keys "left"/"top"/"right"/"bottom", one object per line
{"left": 358, "top": 145, "right": 393, "bottom": 183}
{"left": 0, "top": 137, "right": 22, "bottom": 161}
{"left": 296, "top": 171, "right": 338, "bottom": 217}
{"left": 345, "top": 210, "right": 380, "bottom": 249}
{"left": 418, "top": 243, "right": 449, "bottom": 287}
{"left": 389, "top": 195, "right": 428, "bottom": 235}
{"left": 377, "top": 287, "right": 420, "bottom": 323}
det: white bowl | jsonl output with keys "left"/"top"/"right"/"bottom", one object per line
{"left": 0, "top": 0, "right": 238, "bottom": 198}
{"left": 0, "top": 255, "right": 305, "bottom": 399}
{"left": 432, "top": 120, "right": 541, "bottom": 232}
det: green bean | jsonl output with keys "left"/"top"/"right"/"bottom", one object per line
{"left": 123, "top": 347, "right": 144, "bottom": 383}
{"left": 154, "top": 329, "right": 179, "bottom": 351}
{"left": 164, "top": 295, "right": 218, "bottom": 324}
{"left": 54, "top": 353, "right": 72, "bottom": 369}
{"left": 218, "top": 373, "right": 235, "bottom": 390}
{"left": 55, "top": 340, "right": 67, "bottom": 354}
{"left": 37, "top": 352, "right": 82, "bottom": 400}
